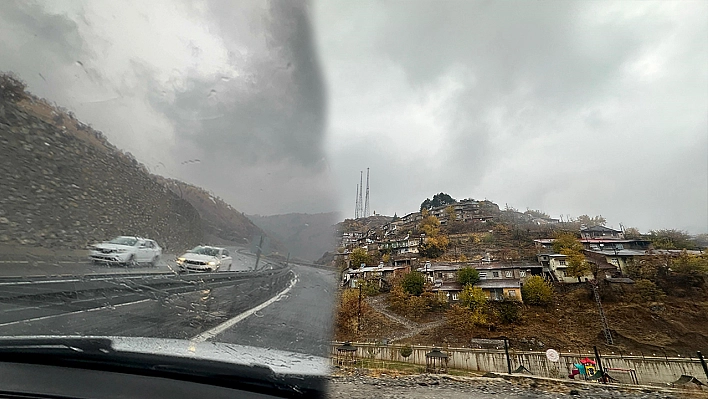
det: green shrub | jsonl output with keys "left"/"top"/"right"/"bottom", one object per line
{"left": 459, "top": 285, "right": 488, "bottom": 311}
{"left": 457, "top": 267, "right": 480, "bottom": 286}
{"left": 359, "top": 278, "right": 380, "bottom": 296}
{"left": 492, "top": 297, "right": 523, "bottom": 324}
{"left": 400, "top": 345, "right": 413, "bottom": 359}
{"left": 401, "top": 271, "right": 426, "bottom": 296}
{"left": 634, "top": 279, "right": 666, "bottom": 302}
{"left": 521, "top": 276, "right": 554, "bottom": 306}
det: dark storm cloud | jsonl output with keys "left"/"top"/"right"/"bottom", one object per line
{"left": 319, "top": 1, "right": 707, "bottom": 232}
{"left": 1, "top": 0, "right": 337, "bottom": 215}
{"left": 158, "top": 0, "right": 327, "bottom": 167}
{"left": 0, "top": 1, "right": 90, "bottom": 101}
{"left": 145, "top": 0, "right": 335, "bottom": 213}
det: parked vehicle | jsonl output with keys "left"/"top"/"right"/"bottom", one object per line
{"left": 89, "top": 236, "right": 162, "bottom": 266}
{"left": 176, "top": 246, "right": 232, "bottom": 272}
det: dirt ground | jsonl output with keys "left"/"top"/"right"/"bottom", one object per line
{"left": 339, "top": 287, "right": 708, "bottom": 355}
{"left": 328, "top": 372, "right": 708, "bottom": 399}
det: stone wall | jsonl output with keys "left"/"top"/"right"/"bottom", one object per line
{"left": 0, "top": 99, "right": 203, "bottom": 252}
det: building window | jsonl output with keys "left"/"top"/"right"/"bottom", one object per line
{"left": 558, "top": 259, "right": 566, "bottom": 266}
{"left": 452, "top": 293, "right": 459, "bottom": 301}
{"left": 492, "top": 271, "right": 499, "bottom": 278}
{"left": 505, "top": 271, "right": 512, "bottom": 278}
{"left": 610, "top": 258, "right": 619, "bottom": 266}
{"left": 509, "top": 290, "right": 517, "bottom": 297}
{"left": 519, "top": 270, "right": 526, "bottom": 277}
{"left": 479, "top": 272, "right": 487, "bottom": 279}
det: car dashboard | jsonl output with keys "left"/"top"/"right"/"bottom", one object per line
{"left": 0, "top": 337, "right": 328, "bottom": 399}
{"left": 0, "top": 361, "right": 314, "bottom": 399}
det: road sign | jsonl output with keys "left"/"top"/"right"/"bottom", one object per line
{"left": 546, "top": 349, "right": 560, "bottom": 362}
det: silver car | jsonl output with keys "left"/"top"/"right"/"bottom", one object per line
{"left": 176, "top": 246, "right": 233, "bottom": 272}
{"left": 89, "top": 236, "right": 162, "bottom": 266}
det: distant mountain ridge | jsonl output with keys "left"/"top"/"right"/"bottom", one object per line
{"left": 248, "top": 212, "right": 340, "bottom": 262}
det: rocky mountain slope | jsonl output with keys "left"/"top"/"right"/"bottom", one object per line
{"left": 0, "top": 73, "right": 268, "bottom": 253}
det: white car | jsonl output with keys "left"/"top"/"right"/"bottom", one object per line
{"left": 176, "top": 246, "right": 232, "bottom": 272}
{"left": 89, "top": 236, "right": 162, "bottom": 267}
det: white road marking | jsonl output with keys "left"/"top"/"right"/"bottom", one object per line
{"left": 0, "top": 299, "right": 152, "bottom": 327}
{"left": 191, "top": 272, "right": 298, "bottom": 343}
{"left": 0, "top": 261, "right": 90, "bottom": 264}
{"left": 0, "top": 274, "right": 171, "bottom": 286}
{"left": 0, "top": 278, "right": 81, "bottom": 286}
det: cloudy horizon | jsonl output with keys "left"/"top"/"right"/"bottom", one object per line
{"left": 1, "top": 0, "right": 706, "bottom": 234}
{"left": 315, "top": 0, "right": 708, "bottom": 234}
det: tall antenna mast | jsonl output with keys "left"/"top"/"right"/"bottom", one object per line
{"left": 364, "top": 168, "right": 370, "bottom": 218}
{"left": 358, "top": 171, "right": 364, "bottom": 219}
{"left": 355, "top": 183, "right": 360, "bottom": 219}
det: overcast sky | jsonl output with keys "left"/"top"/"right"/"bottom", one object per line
{"left": 1, "top": 1, "right": 706, "bottom": 233}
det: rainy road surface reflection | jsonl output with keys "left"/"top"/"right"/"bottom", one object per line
{"left": 0, "top": 247, "right": 336, "bottom": 357}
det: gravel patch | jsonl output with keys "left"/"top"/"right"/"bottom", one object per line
{"left": 328, "top": 372, "right": 708, "bottom": 399}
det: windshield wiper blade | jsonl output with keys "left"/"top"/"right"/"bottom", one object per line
{"left": 0, "top": 337, "right": 327, "bottom": 398}
{"left": 0, "top": 337, "right": 113, "bottom": 355}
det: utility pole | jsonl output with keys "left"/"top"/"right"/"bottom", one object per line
{"left": 503, "top": 337, "right": 512, "bottom": 374}
{"left": 254, "top": 235, "right": 264, "bottom": 270}
{"left": 698, "top": 351, "right": 708, "bottom": 383}
{"left": 594, "top": 346, "right": 607, "bottom": 383}
{"left": 357, "top": 283, "right": 363, "bottom": 331}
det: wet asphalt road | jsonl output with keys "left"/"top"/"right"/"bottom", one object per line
{"left": 0, "top": 248, "right": 337, "bottom": 357}
{"left": 212, "top": 263, "right": 336, "bottom": 357}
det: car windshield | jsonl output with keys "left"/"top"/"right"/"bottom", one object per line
{"left": 1, "top": 2, "right": 707, "bottom": 398}
{"left": 108, "top": 237, "right": 137, "bottom": 246}
{"left": 189, "top": 246, "right": 220, "bottom": 257}
{"left": 0, "top": 1, "right": 339, "bottom": 389}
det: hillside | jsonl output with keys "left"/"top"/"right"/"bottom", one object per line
{"left": 338, "top": 282, "right": 708, "bottom": 355}
{"left": 248, "top": 212, "right": 339, "bottom": 261}
{"left": 0, "top": 77, "right": 204, "bottom": 252}
{"left": 0, "top": 73, "right": 270, "bottom": 253}
{"left": 156, "top": 177, "right": 276, "bottom": 250}
{"left": 337, "top": 215, "right": 394, "bottom": 235}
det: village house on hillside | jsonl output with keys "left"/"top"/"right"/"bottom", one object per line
{"left": 378, "top": 234, "right": 423, "bottom": 256}
{"left": 580, "top": 225, "right": 625, "bottom": 239}
{"left": 341, "top": 258, "right": 543, "bottom": 302}
{"left": 395, "top": 199, "right": 500, "bottom": 228}
{"left": 418, "top": 260, "right": 543, "bottom": 302}
{"left": 428, "top": 199, "right": 501, "bottom": 225}
{"left": 531, "top": 226, "right": 700, "bottom": 282}
{"left": 342, "top": 262, "right": 411, "bottom": 289}
{"left": 338, "top": 208, "right": 705, "bottom": 301}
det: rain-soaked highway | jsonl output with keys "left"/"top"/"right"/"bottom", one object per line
{"left": 0, "top": 247, "right": 336, "bottom": 357}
